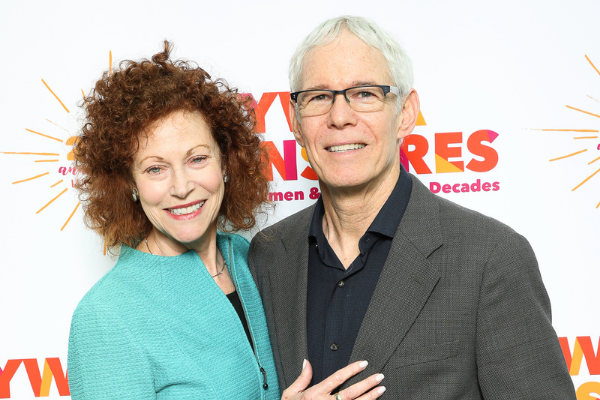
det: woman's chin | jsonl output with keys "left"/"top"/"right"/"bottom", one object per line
{"left": 169, "top": 230, "right": 214, "bottom": 249}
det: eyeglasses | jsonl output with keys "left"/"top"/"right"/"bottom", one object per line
{"left": 290, "top": 85, "right": 400, "bottom": 117}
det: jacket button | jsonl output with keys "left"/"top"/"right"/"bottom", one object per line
{"left": 337, "top": 280, "right": 345, "bottom": 287}
{"left": 330, "top": 343, "right": 338, "bottom": 351}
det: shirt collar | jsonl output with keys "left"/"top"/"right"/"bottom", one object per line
{"left": 367, "top": 164, "right": 412, "bottom": 238}
{"left": 308, "top": 164, "right": 413, "bottom": 240}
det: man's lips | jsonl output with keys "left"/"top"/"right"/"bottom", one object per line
{"left": 326, "top": 143, "right": 366, "bottom": 152}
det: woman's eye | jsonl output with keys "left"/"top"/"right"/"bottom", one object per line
{"left": 191, "top": 156, "right": 207, "bottom": 164}
{"left": 146, "top": 166, "right": 162, "bottom": 174}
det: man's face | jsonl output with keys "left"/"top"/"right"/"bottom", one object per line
{"left": 291, "top": 30, "right": 416, "bottom": 193}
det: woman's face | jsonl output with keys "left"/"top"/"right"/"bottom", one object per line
{"left": 132, "top": 110, "right": 225, "bottom": 252}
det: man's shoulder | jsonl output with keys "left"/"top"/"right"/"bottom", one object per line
{"left": 252, "top": 204, "right": 315, "bottom": 245}
{"left": 248, "top": 204, "right": 315, "bottom": 278}
{"left": 268, "top": 204, "right": 315, "bottom": 230}
{"left": 440, "top": 193, "right": 518, "bottom": 238}
{"left": 407, "top": 176, "right": 536, "bottom": 278}
{"left": 408, "top": 175, "right": 522, "bottom": 242}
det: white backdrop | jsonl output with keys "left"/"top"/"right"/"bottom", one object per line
{"left": 1, "top": 0, "right": 599, "bottom": 398}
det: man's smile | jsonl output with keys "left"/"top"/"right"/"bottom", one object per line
{"left": 326, "top": 143, "right": 366, "bottom": 152}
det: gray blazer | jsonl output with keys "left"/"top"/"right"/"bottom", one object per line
{"left": 249, "top": 174, "right": 575, "bottom": 399}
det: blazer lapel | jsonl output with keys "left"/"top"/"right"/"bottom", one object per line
{"left": 265, "top": 207, "right": 313, "bottom": 387}
{"left": 345, "top": 176, "right": 443, "bottom": 386}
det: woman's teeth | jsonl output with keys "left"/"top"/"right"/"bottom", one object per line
{"left": 328, "top": 143, "right": 366, "bottom": 152}
{"left": 169, "top": 201, "right": 204, "bottom": 215}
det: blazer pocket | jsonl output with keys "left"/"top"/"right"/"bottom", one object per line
{"left": 388, "top": 339, "right": 459, "bottom": 368}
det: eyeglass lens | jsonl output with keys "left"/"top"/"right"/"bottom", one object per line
{"left": 296, "top": 86, "right": 388, "bottom": 116}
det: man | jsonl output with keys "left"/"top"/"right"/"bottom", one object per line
{"left": 249, "top": 16, "right": 576, "bottom": 399}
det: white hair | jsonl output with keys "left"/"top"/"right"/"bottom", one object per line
{"left": 289, "top": 15, "right": 414, "bottom": 106}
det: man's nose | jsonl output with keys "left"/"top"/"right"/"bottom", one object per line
{"left": 327, "top": 93, "right": 357, "bottom": 128}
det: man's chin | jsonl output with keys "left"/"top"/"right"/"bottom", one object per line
{"left": 321, "top": 175, "right": 370, "bottom": 192}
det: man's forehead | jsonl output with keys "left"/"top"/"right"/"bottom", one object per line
{"left": 299, "top": 32, "right": 391, "bottom": 90}
{"left": 304, "top": 30, "right": 375, "bottom": 61}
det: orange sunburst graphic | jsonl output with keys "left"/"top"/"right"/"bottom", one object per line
{"left": 531, "top": 55, "right": 600, "bottom": 208}
{"left": 1, "top": 51, "right": 112, "bottom": 230}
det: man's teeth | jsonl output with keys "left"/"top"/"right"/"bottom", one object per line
{"left": 169, "top": 202, "right": 204, "bottom": 215}
{"left": 328, "top": 143, "right": 366, "bottom": 152}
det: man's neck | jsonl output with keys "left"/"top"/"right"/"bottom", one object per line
{"left": 320, "top": 166, "right": 400, "bottom": 268}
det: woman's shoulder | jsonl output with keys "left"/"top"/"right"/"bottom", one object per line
{"left": 71, "top": 249, "right": 149, "bottom": 319}
{"left": 70, "top": 273, "right": 127, "bottom": 337}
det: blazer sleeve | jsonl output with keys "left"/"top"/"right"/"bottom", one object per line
{"left": 68, "top": 301, "right": 156, "bottom": 399}
{"left": 475, "top": 231, "right": 576, "bottom": 399}
{"left": 248, "top": 233, "right": 271, "bottom": 298}
{"left": 247, "top": 236, "right": 261, "bottom": 290}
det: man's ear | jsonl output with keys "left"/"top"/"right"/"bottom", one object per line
{"left": 290, "top": 99, "right": 306, "bottom": 147}
{"left": 396, "top": 89, "right": 420, "bottom": 140}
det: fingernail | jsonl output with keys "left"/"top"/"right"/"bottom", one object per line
{"left": 302, "top": 359, "right": 307, "bottom": 369}
{"left": 359, "top": 360, "right": 368, "bottom": 368}
{"left": 377, "top": 386, "right": 386, "bottom": 394}
{"left": 376, "top": 374, "right": 384, "bottom": 382}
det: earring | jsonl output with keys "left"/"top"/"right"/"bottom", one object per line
{"left": 223, "top": 173, "right": 228, "bottom": 183}
{"left": 132, "top": 188, "right": 138, "bottom": 202}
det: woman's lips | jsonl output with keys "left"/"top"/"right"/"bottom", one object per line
{"left": 165, "top": 200, "right": 205, "bottom": 219}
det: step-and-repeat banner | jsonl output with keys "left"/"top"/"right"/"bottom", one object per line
{"left": 1, "top": 0, "right": 599, "bottom": 398}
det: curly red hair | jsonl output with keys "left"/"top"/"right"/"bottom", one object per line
{"left": 75, "top": 41, "right": 269, "bottom": 250}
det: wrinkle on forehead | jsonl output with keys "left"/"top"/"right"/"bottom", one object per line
{"left": 300, "top": 30, "right": 392, "bottom": 91}
{"left": 139, "top": 109, "right": 207, "bottom": 141}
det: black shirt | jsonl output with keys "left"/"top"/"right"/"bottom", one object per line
{"left": 306, "top": 166, "right": 412, "bottom": 384}
{"left": 226, "top": 290, "right": 254, "bottom": 352}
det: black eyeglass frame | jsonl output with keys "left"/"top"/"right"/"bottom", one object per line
{"left": 290, "top": 84, "right": 401, "bottom": 103}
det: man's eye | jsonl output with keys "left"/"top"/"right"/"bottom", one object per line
{"left": 309, "top": 93, "right": 332, "bottom": 102}
{"left": 357, "top": 91, "right": 376, "bottom": 98}
{"left": 352, "top": 89, "right": 382, "bottom": 101}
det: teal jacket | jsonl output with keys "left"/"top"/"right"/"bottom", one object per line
{"left": 68, "top": 233, "right": 280, "bottom": 399}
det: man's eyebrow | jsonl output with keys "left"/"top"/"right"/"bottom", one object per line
{"left": 304, "top": 84, "right": 330, "bottom": 90}
{"left": 304, "top": 81, "right": 380, "bottom": 91}
{"left": 350, "top": 81, "right": 379, "bottom": 87}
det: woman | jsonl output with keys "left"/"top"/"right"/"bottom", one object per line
{"left": 68, "top": 42, "right": 384, "bottom": 400}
